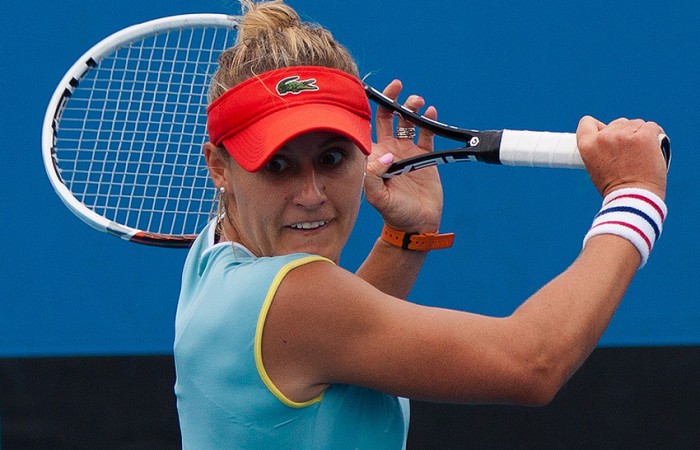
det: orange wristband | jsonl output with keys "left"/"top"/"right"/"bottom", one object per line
{"left": 381, "top": 224, "right": 455, "bottom": 251}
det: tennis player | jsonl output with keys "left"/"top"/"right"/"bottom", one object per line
{"left": 173, "top": 1, "right": 668, "bottom": 448}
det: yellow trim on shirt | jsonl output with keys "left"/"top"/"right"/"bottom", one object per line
{"left": 254, "top": 255, "right": 331, "bottom": 408}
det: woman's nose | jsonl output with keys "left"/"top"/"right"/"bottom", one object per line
{"left": 295, "top": 168, "right": 326, "bottom": 208}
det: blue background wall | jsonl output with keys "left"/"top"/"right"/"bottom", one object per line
{"left": 1, "top": 0, "right": 698, "bottom": 357}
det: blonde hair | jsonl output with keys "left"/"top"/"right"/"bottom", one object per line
{"left": 208, "top": 0, "right": 359, "bottom": 103}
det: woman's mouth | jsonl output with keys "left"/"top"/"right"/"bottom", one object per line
{"left": 288, "top": 220, "right": 329, "bottom": 230}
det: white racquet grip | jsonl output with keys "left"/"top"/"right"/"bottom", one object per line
{"left": 499, "top": 130, "right": 583, "bottom": 168}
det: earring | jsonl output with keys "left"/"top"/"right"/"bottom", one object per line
{"left": 215, "top": 186, "right": 227, "bottom": 242}
{"left": 217, "top": 186, "right": 226, "bottom": 219}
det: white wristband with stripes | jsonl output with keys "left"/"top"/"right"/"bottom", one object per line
{"left": 583, "top": 188, "right": 667, "bottom": 268}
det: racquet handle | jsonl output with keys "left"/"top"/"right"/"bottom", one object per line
{"left": 499, "top": 130, "right": 671, "bottom": 170}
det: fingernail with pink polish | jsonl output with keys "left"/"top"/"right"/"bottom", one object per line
{"left": 379, "top": 153, "right": 394, "bottom": 165}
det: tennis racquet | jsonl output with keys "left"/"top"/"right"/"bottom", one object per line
{"left": 367, "top": 85, "right": 671, "bottom": 178}
{"left": 42, "top": 13, "right": 671, "bottom": 248}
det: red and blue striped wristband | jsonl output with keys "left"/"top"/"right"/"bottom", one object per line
{"left": 582, "top": 187, "right": 667, "bottom": 268}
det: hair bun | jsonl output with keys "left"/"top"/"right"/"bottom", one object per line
{"left": 238, "top": 0, "right": 302, "bottom": 42}
{"left": 209, "top": 0, "right": 358, "bottom": 103}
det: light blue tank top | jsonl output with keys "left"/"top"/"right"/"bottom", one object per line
{"left": 174, "top": 221, "right": 409, "bottom": 449}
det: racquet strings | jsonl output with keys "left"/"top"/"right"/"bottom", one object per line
{"left": 53, "top": 25, "right": 236, "bottom": 237}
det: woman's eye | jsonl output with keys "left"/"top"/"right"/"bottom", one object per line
{"left": 264, "top": 156, "right": 290, "bottom": 173}
{"left": 319, "top": 150, "right": 344, "bottom": 166}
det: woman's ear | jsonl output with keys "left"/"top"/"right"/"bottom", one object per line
{"left": 204, "top": 142, "right": 229, "bottom": 189}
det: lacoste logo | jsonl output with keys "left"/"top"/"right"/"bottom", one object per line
{"left": 276, "top": 76, "right": 319, "bottom": 96}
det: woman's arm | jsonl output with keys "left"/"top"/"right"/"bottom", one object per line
{"left": 262, "top": 233, "right": 642, "bottom": 406}
{"left": 355, "top": 80, "right": 445, "bottom": 298}
{"left": 262, "top": 115, "right": 667, "bottom": 406}
{"left": 354, "top": 238, "right": 429, "bottom": 299}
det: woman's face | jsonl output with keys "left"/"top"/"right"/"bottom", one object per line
{"left": 222, "top": 131, "right": 366, "bottom": 262}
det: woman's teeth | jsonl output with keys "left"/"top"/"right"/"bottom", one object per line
{"left": 290, "top": 221, "right": 327, "bottom": 230}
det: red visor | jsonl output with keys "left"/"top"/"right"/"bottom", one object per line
{"left": 207, "top": 66, "right": 372, "bottom": 172}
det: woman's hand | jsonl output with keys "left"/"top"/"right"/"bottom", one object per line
{"left": 363, "top": 79, "right": 445, "bottom": 232}
{"left": 577, "top": 116, "right": 667, "bottom": 200}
